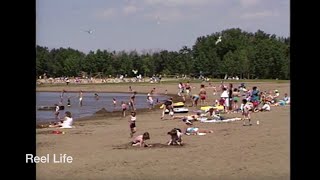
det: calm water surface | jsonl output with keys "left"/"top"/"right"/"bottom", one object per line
{"left": 36, "top": 92, "right": 168, "bottom": 122}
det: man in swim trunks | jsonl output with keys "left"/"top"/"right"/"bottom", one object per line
{"left": 199, "top": 84, "right": 207, "bottom": 105}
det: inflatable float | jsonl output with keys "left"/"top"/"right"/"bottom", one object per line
{"left": 160, "top": 102, "right": 185, "bottom": 109}
{"left": 165, "top": 107, "right": 189, "bottom": 114}
{"left": 37, "top": 105, "right": 65, "bottom": 111}
{"left": 200, "top": 105, "right": 224, "bottom": 111}
{"left": 173, "top": 102, "right": 185, "bottom": 108}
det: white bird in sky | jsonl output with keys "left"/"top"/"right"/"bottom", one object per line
{"left": 215, "top": 36, "right": 222, "bottom": 45}
{"left": 84, "top": 30, "right": 94, "bottom": 34}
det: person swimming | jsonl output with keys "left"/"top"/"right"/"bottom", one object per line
{"left": 67, "top": 97, "right": 71, "bottom": 107}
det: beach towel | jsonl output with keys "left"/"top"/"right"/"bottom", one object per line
{"left": 199, "top": 117, "right": 242, "bottom": 123}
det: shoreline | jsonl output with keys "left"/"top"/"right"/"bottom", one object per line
{"left": 36, "top": 92, "right": 184, "bottom": 128}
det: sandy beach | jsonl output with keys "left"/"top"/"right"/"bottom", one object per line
{"left": 36, "top": 81, "right": 290, "bottom": 180}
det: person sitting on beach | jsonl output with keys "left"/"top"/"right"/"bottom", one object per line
{"left": 238, "top": 83, "right": 247, "bottom": 92}
{"left": 184, "top": 121, "right": 213, "bottom": 135}
{"left": 283, "top": 93, "right": 290, "bottom": 104}
{"left": 258, "top": 102, "right": 271, "bottom": 112}
{"left": 201, "top": 108, "right": 224, "bottom": 120}
{"left": 131, "top": 132, "right": 152, "bottom": 147}
{"left": 129, "top": 111, "right": 137, "bottom": 137}
{"left": 50, "top": 111, "right": 74, "bottom": 128}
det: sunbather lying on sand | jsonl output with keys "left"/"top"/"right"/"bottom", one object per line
{"left": 184, "top": 121, "right": 213, "bottom": 135}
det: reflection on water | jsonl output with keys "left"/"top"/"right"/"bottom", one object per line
{"left": 36, "top": 92, "right": 168, "bottom": 122}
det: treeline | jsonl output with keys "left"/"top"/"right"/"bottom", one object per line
{"left": 36, "top": 28, "right": 290, "bottom": 79}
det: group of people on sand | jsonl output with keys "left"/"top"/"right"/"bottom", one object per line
{"left": 46, "top": 81, "right": 290, "bottom": 148}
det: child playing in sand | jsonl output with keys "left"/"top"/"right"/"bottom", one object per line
{"left": 129, "top": 111, "right": 137, "bottom": 137}
{"left": 131, "top": 132, "right": 152, "bottom": 147}
{"left": 121, "top": 101, "right": 127, "bottom": 117}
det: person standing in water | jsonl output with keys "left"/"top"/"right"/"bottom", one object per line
{"left": 121, "top": 101, "right": 127, "bottom": 117}
{"left": 94, "top": 93, "right": 99, "bottom": 100}
{"left": 79, "top": 90, "right": 83, "bottom": 107}
{"left": 147, "top": 93, "right": 154, "bottom": 110}
{"left": 54, "top": 104, "right": 60, "bottom": 120}
{"left": 113, "top": 98, "right": 117, "bottom": 106}
{"left": 129, "top": 91, "right": 137, "bottom": 111}
{"left": 59, "top": 89, "right": 66, "bottom": 105}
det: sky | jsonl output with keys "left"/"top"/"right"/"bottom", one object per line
{"left": 36, "top": 0, "right": 289, "bottom": 53}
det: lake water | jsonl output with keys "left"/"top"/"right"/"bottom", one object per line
{"left": 36, "top": 92, "right": 168, "bottom": 122}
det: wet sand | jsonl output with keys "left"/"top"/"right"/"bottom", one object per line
{"left": 36, "top": 81, "right": 290, "bottom": 180}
